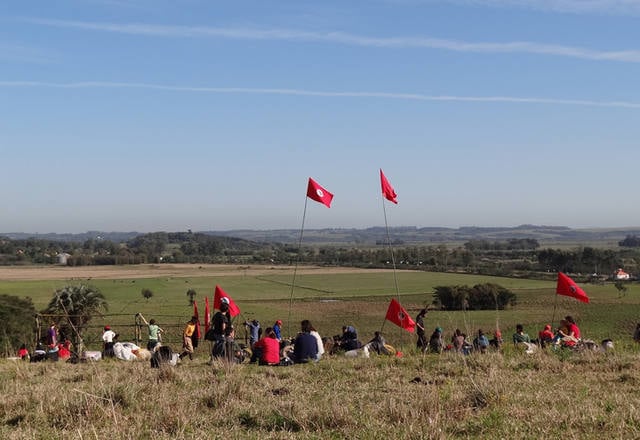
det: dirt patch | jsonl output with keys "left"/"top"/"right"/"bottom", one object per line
{"left": 0, "top": 264, "right": 395, "bottom": 281}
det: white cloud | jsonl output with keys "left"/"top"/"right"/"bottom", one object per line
{"left": 1, "top": 80, "right": 639, "bottom": 109}
{"left": 23, "top": 18, "right": 640, "bottom": 63}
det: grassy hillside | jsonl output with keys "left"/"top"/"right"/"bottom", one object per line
{"left": 2, "top": 265, "right": 640, "bottom": 438}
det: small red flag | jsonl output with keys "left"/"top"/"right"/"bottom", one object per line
{"left": 214, "top": 284, "right": 241, "bottom": 317}
{"left": 385, "top": 298, "right": 416, "bottom": 333}
{"left": 307, "top": 177, "right": 333, "bottom": 208}
{"left": 193, "top": 301, "right": 201, "bottom": 338}
{"left": 204, "top": 296, "right": 211, "bottom": 334}
{"left": 380, "top": 169, "right": 398, "bottom": 204}
{"left": 556, "top": 272, "right": 590, "bottom": 303}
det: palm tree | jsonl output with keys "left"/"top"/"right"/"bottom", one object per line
{"left": 42, "top": 284, "right": 108, "bottom": 352}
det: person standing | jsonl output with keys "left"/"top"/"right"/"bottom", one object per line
{"left": 46, "top": 323, "right": 58, "bottom": 348}
{"left": 415, "top": 309, "right": 428, "bottom": 350}
{"left": 211, "top": 303, "right": 230, "bottom": 358}
{"left": 244, "top": 319, "right": 261, "bottom": 348}
{"left": 179, "top": 316, "right": 198, "bottom": 360}
{"left": 137, "top": 313, "right": 164, "bottom": 351}
{"left": 102, "top": 325, "right": 116, "bottom": 358}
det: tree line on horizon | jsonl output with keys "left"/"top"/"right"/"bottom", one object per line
{"left": 1, "top": 233, "right": 640, "bottom": 281}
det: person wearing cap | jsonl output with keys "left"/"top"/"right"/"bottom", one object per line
{"left": 538, "top": 324, "right": 555, "bottom": 348}
{"left": 102, "top": 325, "right": 117, "bottom": 358}
{"left": 273, "top": 320, "right": 283, "bottom": 341}
{"left": 415, "top": 308, "right": 428, "bottom": 350}
{"left": 429, "top": 327, "right": 444, "bottom": 353}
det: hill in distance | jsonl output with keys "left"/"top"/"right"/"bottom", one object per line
{"left": 4, "top": 225, "right": 640, "bottom": 246}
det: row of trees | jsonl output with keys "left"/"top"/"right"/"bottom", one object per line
{"left": 432, "top": 283, "right": 517, "bottom": 310}
{"left": 3, "top": 233, "right": 640, "bottom": 280}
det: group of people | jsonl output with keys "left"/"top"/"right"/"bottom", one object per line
{"left": 16, "top": 305, "right": 595, "bottom": 365}
{"left": 415, "top": 308, "right": 586, "bottom": 355}
{"left": 514, "top": 315, "right": 582, "bottom": 350}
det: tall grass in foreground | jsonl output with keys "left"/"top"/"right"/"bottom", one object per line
{"left": 2, "top": 345, "right": 640, "bottom": 439}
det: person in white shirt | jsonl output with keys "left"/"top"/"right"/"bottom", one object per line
{"left": 102, "top": 325, "right": 117, "bottom": 358}
{"left": 309, "top": 323, "right": 325, "bottom": 361}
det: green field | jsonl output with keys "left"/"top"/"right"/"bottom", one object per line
{"left": 2, "top": 266, "right": 638, "bottom": 352}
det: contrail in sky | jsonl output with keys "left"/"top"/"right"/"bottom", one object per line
{"left": 23, "top": 18, "right": 640, "bottom": 63}
{"left": 1, "top": 80, "right": 640, "bottom": 109}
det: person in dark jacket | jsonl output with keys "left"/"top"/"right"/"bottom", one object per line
{"left": 293, "top": 320, "right": 319, "bottom": 364}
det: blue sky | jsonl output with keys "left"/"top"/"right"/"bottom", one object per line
{"left": 1, "top": 0, "right": 639, "bottom": 233}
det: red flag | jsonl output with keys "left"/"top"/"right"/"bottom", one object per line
{"left": 193, "top": 301, "right": 201, "bottom": 338}
{"left": 556, "top": 272, "right": 590, "bottom": 303}
{"left": 385, "top": 298, "right": 416, "bottom": 333}
{"left": 204, "top": 296, "right": 211, "bottom": 334}
{"left": 307, "top": 177, "right": 333, "bottom": 208}
{"left": 214, "top": 284, "right": 241, "bottom": 317}
{"left": 380, "top": 169, "right": 398, "bottom": 204}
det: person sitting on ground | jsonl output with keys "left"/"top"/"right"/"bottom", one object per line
{"left": 513, "top": 324, "right": 531, "bottom": 345}
{"left": 31, "top": 342, "right": 47, "bottom": 362}
{"left": 452, "top": 329, "right": 466, "bottom": 353}
{"left": 17, "top": 344, "right": 30, "bottom": 361}
{"left": 367, "top": 331, "right": 391, "bottom": 355}
{"left": 513, "top": 324, "right": 537, "bottom": 353}
{"left": 137, "top": 313, "right": 164, "bottom": 351}
{"left": 473, "top": 329, "right": 490, "bottom": 353}
{"left": 340, "top": 325, "right": 362, "bottom": 351}
{"left": 309, "top": 323, "right": 324, "bottom": 361}
{"left": 58, "top": 340, "right": 72, "bottom": 361}
{"left": 557, "top": 315, "right": 581, "bottom": 348}
{"left": 252, "top": 327, "right": 280, "bottom": 366}
{"left": 224, "top": 326, "right": 245, "bottom": 363}
{"left": 293, "top": 320, "right": 319, "bottom": 364}
{"left": 538, "top": 324, "right": 555, "bottom": 348}
{"left": 490, "top": 329, "right": 503, "bottom": 350}
{"left": 429, "top": 327, "right": 444, "bottom": 354}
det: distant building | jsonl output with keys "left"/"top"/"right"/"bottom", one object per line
{"left": 57, "top": 253, "right": 71, "bottom": 265}
{"left": 614, "top": 268, "right": 630, "bottom": 280}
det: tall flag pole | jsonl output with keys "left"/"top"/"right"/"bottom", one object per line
{"left": 379, "top": 169, "right": 402, "bottom": 334}
{"left": 287, "top": 177, "right": 333, "bottom": 338}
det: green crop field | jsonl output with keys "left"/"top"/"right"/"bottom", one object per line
{"left": 1, "top": 265, "right": 638, "bottom": 352}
